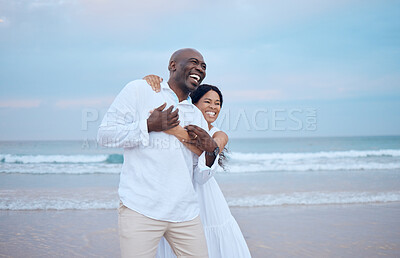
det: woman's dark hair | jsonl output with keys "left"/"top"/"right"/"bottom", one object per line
{"left": 190, "top": 84, "right": 223, "bottom": 107}
{"left": 190, "top": 84, "right": 228, "bottom": 170}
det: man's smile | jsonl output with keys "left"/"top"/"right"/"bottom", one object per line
{"left": 189, "top": 73, "right": 201, "bottom": 85}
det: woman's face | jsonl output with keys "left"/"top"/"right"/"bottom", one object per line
{"left": 195, "top": 90, "right": 221, "bottom": 124}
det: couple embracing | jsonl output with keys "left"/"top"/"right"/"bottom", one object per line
{"left": 98, "top": 48, "right": 251, "bottom": 258}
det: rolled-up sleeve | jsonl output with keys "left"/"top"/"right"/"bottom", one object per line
{"left": 193, "top": 152, "right": 220, "bottom": 184}
{"left": 97, "top": 82, "right": 149, "bottom": 148}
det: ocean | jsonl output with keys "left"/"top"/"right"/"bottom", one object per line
{"left": 1, "top": 136, "right": 400, "bottom": 211}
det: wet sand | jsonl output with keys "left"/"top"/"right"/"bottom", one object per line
{"left": 1, "top": 203, "right": 400, "bottom": 257}
{"left": 235, "top": 203, "right": 400, "bottom": 257}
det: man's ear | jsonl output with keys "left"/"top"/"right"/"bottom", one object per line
{"left": 168, "top": 60, "right": 176, "bottom": 72}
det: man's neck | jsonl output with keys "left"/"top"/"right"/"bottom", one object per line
{"left": 167, "top": 80, "right": 189, "bottom": 102}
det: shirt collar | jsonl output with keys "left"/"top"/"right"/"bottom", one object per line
{"left": 161, "top": 82, "right": 192, "bottom": 105}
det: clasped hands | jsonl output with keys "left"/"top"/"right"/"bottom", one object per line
{"left": 147, "top": 103, "right": 218, "bottom": 153}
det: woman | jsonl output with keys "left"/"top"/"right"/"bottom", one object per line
{"left": 144, "top": 75, "right": 251, "bottom": 258}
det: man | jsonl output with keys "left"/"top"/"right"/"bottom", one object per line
{"left": 97, "top": 48, "right": 220, "bottom": 257}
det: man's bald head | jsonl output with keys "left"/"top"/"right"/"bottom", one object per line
{"left": 168, "top": 48, "right": 203, "bottom": 72}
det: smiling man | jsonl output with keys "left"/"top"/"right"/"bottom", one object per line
{"left": 168, "top": 49, "right": 207, "bottom": 95}
{"left": 97, "top": 48, "right": 219, "bottom": 257}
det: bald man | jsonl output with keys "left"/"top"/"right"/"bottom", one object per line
{"left": 98, "top": 48, "right": 220, "bottom": 257}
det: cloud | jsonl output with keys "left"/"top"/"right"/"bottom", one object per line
{"left": 75, "top": 0, "right": 198, "bottom": 32}
{"left": 28, "top": 0, "right": 67, "bottom": 8}
{"left": 55, "top": 97, "right": 114, "bottom": 108}
{"left": 70, "top": 0, "right": 357, "bottom": 38}
{"left": 262, "top": 72, "right": 400, "bottom": 99}
{"left": 0, "top": 99, "right": 41, "bottom": 108}
{"left": 0, "top": 16, "right": 10, "bottom": 27}
{"left": 224, "top": 89, "right": 284, "bottom": 101}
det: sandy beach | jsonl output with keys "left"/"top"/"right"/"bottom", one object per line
{"left": 1, "top": 203, "right": 399, "bottom": 257}
{"left": 1, "top": 139, "right": 400, "bottom": 257}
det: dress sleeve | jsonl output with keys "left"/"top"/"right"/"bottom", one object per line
{"left": 192, "top": 112, "right": 220, "bottom": 184}
{"left": 193, "top": 152, "right": 220, "bottom": 184}
{"left": 97, "top": 81, "right": 150, "bottom": 148}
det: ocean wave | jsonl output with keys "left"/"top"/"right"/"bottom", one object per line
{"left": 229, "top": 149, "right": 400, "bottom": 161}
{"left": 1, "top": 149, "right": 399, "bottom": 174}
{"left": 226, "top": 162, "right": 400, "bottom": 173}
{"left": 1, "top": 190, "right": 399, "bottom": 210}
{"left": 0, "top": 189, "right": 118, "bottom": 210}
{"left": 0, "top": 163, "right": 121, "bottom": 174}
{"left": 227, "top": 191, "right": 400, "bottom": 207}
{"left": 0, "top": 154, "right": 113, "bottom": 164}
{"left": 1, "top": 149, "right": 398, "bottom": 165}
{"left": 224, "top": 149, "right": 400, "bottom": 172}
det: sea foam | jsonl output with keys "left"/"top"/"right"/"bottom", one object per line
{"left": 1, "top": 189, "right": 399, "bottom": 210}
{"left": 229, "top": 149, "right": 400, "bottom": 161}
{"left": 0, "top": 154, "right": 109, "bottom": 164}
{"left": 1, "top": 148, "right": 399, "bottom": 174}
{"left": 227, "top": 191, "right": 400, "bottom": 207}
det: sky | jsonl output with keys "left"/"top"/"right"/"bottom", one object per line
{"left": 0, "top": 0, "right": 399, "bottom": 140}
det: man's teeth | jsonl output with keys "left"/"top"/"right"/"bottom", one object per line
{"left": 189, "top": 74, "right": 200, "bottom": 82}
{"left": 205, "top": 111, "right": 216, "bottom": 117}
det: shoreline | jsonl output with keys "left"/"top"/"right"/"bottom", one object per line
{"left": 1, "top": 203, "right": 400, "bottom": 257}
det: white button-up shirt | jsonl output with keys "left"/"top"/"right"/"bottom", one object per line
{"left": 98, "top": 80, "right": 218, "bottom": 222}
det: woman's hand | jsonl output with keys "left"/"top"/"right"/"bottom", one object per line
{"left": 164, "top": 125, "right": 189, "bottom": 140}
{"left": 143, "top": 75, "right": 163, "bottom": 93}
{"left": 164, "top": 126, "right": 203, "bottom": 156}
{"left": 184, "top": 125, "right": 218, "bottom": 153}
{"left": 184, "top": 125, "right": 219, "bottom": 167}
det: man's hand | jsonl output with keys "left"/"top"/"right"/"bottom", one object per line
{"left": 184, "top": 125, "right": 218, "bottom": 153}
{"left": 147, "top": 103, "right": 180, "bottom": 132}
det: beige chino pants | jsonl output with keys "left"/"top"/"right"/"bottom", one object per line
{"left": 118, "top": 202, "right": 208, "bottom": 258}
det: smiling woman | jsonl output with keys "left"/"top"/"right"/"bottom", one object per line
{"left": 190, "top": 84, "right": 223, "bottom": 127}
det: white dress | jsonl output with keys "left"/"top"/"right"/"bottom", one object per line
{"left": 156, "top": 127, "right": 252, "bottom": 258}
